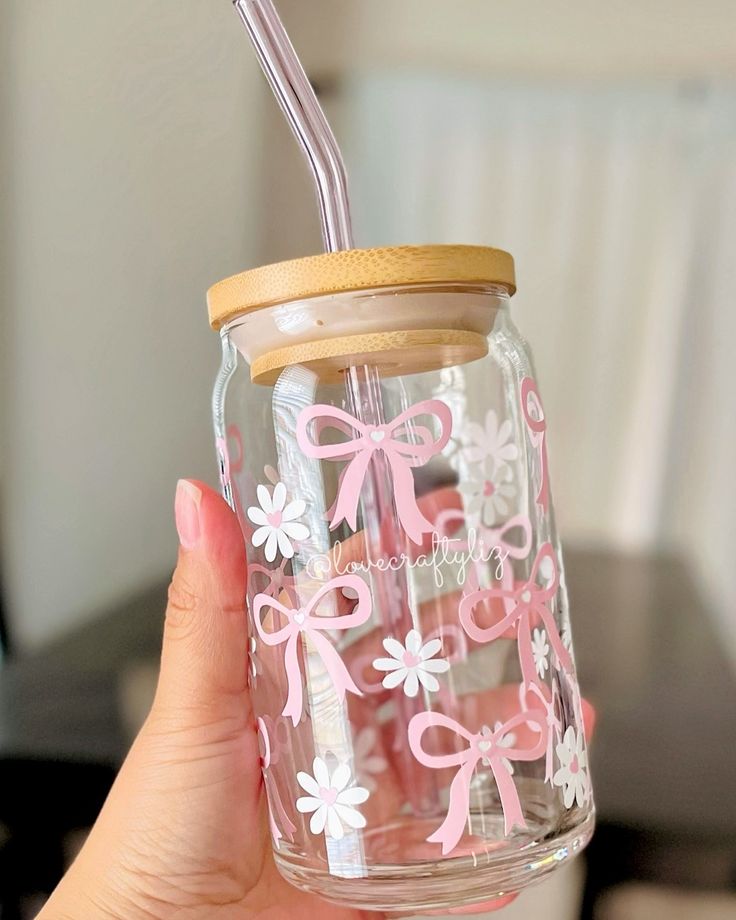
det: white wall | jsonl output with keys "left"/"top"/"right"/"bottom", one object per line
{"left": 284, "top": 0, "right": 736, "bottom": 80}
{"left": 2, "top": 1, "right": 263, "bottom": 648}
{"left": 4, "top": 0, "right": 735, "bottom": 650}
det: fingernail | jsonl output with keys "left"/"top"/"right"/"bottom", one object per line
{"left": 175, "top": 479, "right": 201, "bottom": 550}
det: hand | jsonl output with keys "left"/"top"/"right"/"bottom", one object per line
{"left": 39, "top": 479, "right": 593, "bottom": 920}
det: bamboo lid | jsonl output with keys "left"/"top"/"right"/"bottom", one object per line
{"left": 207, "top": 244, "right": 515, "bottom": 329}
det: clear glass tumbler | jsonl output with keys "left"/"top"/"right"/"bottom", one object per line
{"left": 208, "top": 245, "right": 594, "bottom": 913}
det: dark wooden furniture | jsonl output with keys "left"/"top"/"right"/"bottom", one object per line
{"left": 1, "top": 549, "right": 735, "bottom": 917}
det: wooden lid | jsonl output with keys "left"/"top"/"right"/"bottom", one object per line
{"left": 249, "top": 328, "right": 489, "bottom": 386}
{"left": 207, "top": 244, "right": 515, "bottom": 329}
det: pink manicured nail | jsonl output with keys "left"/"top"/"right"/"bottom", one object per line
{"left": 175, "top": 479, "right": 201, "bottom": 549}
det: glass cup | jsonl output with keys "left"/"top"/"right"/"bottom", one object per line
{"left": 208, "top": 245, "right": 594, "bottom": 913}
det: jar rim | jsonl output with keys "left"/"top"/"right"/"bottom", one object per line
{"left": 207, "top": 244, "right": 515, "bottom": 330}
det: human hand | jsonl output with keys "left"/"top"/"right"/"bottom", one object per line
{"left": 39, "top": 479, "right": 593, "bottom": 920}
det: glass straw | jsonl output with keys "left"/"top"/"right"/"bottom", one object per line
{"left": 232, "top": 0, "right": 437, "bottom": 824}
{"left": 232, "top": 0, "right": 353, "bottom": 253}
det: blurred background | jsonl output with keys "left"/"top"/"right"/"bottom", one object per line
{"left": 1, "top": 1, "right": 735, "bottom": 917}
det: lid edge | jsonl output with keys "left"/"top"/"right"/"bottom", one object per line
{"left": 207, "top": 244, "right": 516, "bottom": 330}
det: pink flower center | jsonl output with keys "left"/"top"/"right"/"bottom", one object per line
{"left": 319, "top": 787, "right": 338, "bottom": 805}
{"left": 483, "top": 480, "right": 495, "bottom": 497}
{"left": 402, "top": 651, "right": 421, "bottom": 668}
{"left": 569, "top": 755, "right": 579, "bottom": 775}
{"left": 266, "top": 510, "right": 283, "bottom": 527}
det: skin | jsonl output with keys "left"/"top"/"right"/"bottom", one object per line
{"left": 39, "top": 480, "right": 593, "bottom": 920}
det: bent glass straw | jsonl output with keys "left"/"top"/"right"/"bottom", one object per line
{"left": 231, "top": 0, "right": 437, "bottom": 821}
{"left": 232, "top": 0, "right": 353, "bottom": 253}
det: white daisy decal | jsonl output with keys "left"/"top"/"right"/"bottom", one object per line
{"left": 531, "top": 627, "right": 550, "bottom": 678}
{"left": 553, "top": 727, "right": 590, "bottom": 809}
{"left": 372, "top": 629, "right": 450, "bottom": 698}
{"left": 296, "top": 757, "right": 369, "bottom": 839}
{"left": 247, "top": 482, "right": 309, "bottom": 562}
{"left": 478, "top": 722, "right": 516, "bottom": 774}
{"left": 462, "top": 410, "right": 519, "bottom": 473}
{"left": 353, "top": 727, "right": 388, "bottom": 792}
{"left": 461, "top": 460, "right": 516, "bottom": 527}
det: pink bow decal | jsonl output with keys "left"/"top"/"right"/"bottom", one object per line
{"left": 521, "top": 680, "right": 563, "bottom": 783}
{"left": 296, "top": 399, "right": 452, "bottom": 544}
{"left": 458, "top": 543, "right": 573, "bottom": 685}
{"left": 521, "top": 377, "right": 549, "bottom": 512}
{"left": 475, "top": 515, "right": 533, "bottom": 562}
{"left": 424, "top": 623, "right": 468, "bottom": 664}
{"left": 434, "top": 508, "right": 533, "bottom": 583}
{"left": 408, "top": 710, "right": 547, "bottom": 854}
{"left": 248, "top": 559, "right": 297, "bottom": 606}
{"left": 253, "top": 574, "right": 371, "bottom": 726}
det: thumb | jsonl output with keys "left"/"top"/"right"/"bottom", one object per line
{"left": 152, "top": 478, "right": 250, "bottom": 722}
{"left": 42, "top": 482, "right": 262, "bottom": 917}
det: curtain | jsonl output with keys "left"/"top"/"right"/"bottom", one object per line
{"left": 340, "top": 74, "right": 736, "bottom": 659}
